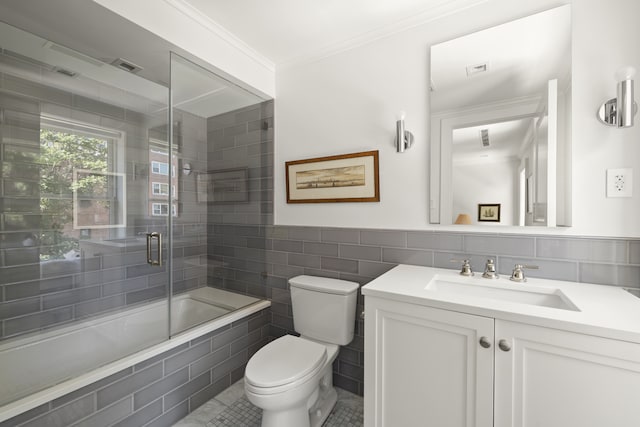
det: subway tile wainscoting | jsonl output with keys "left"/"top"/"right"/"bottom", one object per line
{"left": 208, "top": 225, "right": 640, "bottom": 396}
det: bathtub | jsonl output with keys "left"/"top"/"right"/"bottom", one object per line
{"left": 0, "top": 287, "right": 270, "bottom": 423}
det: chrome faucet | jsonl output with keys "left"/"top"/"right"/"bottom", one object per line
{"left": 482, "top": 259, "right": 499, "bottom": 279}
{"left": 509, "top": 264, "right": 539, "bottom": 282}
{"left": 451, "top": 259, "right": 473, "bottom": 276}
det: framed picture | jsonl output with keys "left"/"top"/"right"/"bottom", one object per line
{"left": 286, "top": 150, "right": 379, "bottom": 203}
{"left": 478, "top": 204, "right": 501, "bottom": 222}
{"left": 197, "top": 167, "right": 248, "bottom": 204}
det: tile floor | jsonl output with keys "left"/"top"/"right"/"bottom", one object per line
{"left": 173, "top": 379, "right": 363, "bottom": 427}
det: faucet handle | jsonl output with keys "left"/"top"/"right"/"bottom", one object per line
{"left": 450, "top": 259, "right": 473, "bottom": 276}
{"left": 482, "top": 259, "right": 499, "bottom": 279}
{"left": 510, "top": 264, "right": 539, "bottom": 282}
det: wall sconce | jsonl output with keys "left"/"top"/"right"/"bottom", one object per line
{"left": 598, "top": 66, "right": 638, "bottom": 128}
{"left": 395, "top": 111, "right": 415, "bottom": 153}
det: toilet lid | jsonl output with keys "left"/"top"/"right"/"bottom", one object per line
{"left": 245, "top": 335, "right": 327, "bottom": 388}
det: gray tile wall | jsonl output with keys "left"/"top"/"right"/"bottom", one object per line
{"left": 205, "top": 101, "right": 274, "bottom": 298}
{"left": 0, "top": 307, "right": 271, "bottom": 427}
{"left": 0, "top": 50, "right": 209, "bottom": 340}
{"left": 205, "top": 100, "right": 274, "bottom": 228}
{"left": 209, "top": 224, "right": 640, "bottom": 396}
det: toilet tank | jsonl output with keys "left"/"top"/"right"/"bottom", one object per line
{"left": 289, "top": 275, "right": 359, "bottom": 345}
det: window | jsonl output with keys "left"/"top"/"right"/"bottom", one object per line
{"left": 151, "top": 203, "right": 177, "bottom": 217}
{"left": 152, "top": 203, "right": 168, "bottom": 216}
{"left": 148, "top": 137, "right": 179, "bottom": 216}
{"left": 152, "top": 182, "right": 169, "bottom": 196}
{"left": 151, "top": 161, "right": 169, "bottom": 175}
{"left": 39, "top": 115, "right": 124, "bottom": 260}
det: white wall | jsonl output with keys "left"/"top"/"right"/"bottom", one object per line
{"left": 452, "top": 159, "right": 518, "bottom": 226}
{"left": 274, "top": 0, "right": 640, "bottom": 237}
{"left": 92, "top": 0, "right": 275, "bottom": 98}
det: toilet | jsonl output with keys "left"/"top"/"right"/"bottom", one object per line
{"left": 244, "top": 275, "right": 359, "bottom": 427}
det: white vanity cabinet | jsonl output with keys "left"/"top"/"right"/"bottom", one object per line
{"left": 363, "top": 266, "right": 640, "bottom": 427}
{"left": 364, "top": 296, "right": 494, "bottom": 427}
{"left": 494, "top": 320, "right": 640, "bottom": 427}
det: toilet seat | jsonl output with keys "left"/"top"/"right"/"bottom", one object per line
{"left": 245, "top": 335, "right": 327, "bottom": 394}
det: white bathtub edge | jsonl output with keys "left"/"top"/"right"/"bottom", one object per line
{"left": 0, "top": 299, "right": 271, "bottom": 423}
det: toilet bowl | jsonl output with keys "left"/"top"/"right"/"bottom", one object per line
{"left": 245, "top": 335, "right": 339, "bottom": 427}
{"left": 244, "top": 275, "right": 359, "bottom": 427}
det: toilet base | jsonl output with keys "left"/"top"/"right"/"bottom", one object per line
{"left": 261, "top": 405, "right": 311, "bottom": 427}
{"left": 260, "top": 385, "right": 337, "bottom": 427}
{"left": 309, "top": 385, "right": 337, "bottom": 427}
{"left": 252, "top": 367, "right": 338, "bottom": 427}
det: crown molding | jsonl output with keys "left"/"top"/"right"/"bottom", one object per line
{"left": 277, "top": 0, "right": 490, "bottom": 70}
{"left": 432, "top": 94, "right": 542, "bottom": 120}
{"left": 162, "top": 0, "right": 275, "bottom": 73}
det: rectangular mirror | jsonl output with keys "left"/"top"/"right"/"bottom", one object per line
{"left": 429, "top": 5, "right": 571, "bottom": 227}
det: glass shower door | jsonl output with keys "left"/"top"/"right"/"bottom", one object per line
{"left": 168, "top": 52, "right": 267, "bottom": 335}
{"left": 0, "top": 21, "right": 171, "bottom": 405}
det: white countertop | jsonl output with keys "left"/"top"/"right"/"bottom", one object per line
{"left": 362, "top": 264, "right": 640, "bottom": 344}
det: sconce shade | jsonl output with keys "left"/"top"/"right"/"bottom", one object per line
{"left": 598, "top": 66, "right": 637, "bottom": 128}
{"left": 454, "top": 213, "right": 472, "bottom": 225}
{"left": 617, "top": 77, "right": 635, "bottom": 127}
{"left": 395, "top": 111, "right": 415, "bottom": 153}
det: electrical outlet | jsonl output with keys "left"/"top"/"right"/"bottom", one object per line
{"left": 607, "top": 168, "right": 633, "bottom": 197}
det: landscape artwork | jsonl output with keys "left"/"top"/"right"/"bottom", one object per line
{"left": 296, "top": 165, "right": 365, "bottom": 189}
{"left": 286, "top": 150, "right": 379, "bottom": 203}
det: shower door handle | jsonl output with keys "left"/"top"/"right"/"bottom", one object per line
{"left": 146, "top": 232, "right": 163, "bottom": 266}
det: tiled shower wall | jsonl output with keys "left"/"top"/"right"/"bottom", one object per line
{"left": 205, "top": 100, "right": 274, "bottom": 227}
{"left": 0, "top": 50, "right": 209, "bottom": 340}
{"left": 205, "top": 100, "right": 275, "bottom": 297}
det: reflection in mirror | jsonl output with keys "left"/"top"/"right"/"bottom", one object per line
{"left": 429, "top": 5, "right": 571, "bottom": 227}
{"left": 452, "top": 118, "right": 530, "bottom": 226}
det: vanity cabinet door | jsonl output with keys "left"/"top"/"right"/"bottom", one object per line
{"left": 364, "top": 297, "right": 494, "bottom": 427}
{"left": 494, "top": 320, "right": 640, "bottom": 427}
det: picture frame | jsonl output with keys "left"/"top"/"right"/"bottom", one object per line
{"left": 197, "top": 167, "right": 248, "bottom": 204}
{"left": 286, "top": 150, "right": 380, "bottom": 203}
{"left": 478, "top": 203, "right": 501, "bottom": 222}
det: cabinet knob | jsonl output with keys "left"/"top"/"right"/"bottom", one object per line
{"left": 479, "top": 336, "right": 491, "bottom": 349}
{"left": 498, "top": 339, "right": 511, "bottom": 352}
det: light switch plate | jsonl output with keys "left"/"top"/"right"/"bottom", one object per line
{"left": 606, "top": 168, "right": 633, "bottom": 198}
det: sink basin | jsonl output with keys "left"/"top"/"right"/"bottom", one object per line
{"left": 426, "top": 276, "right": 579, "bottom": 311}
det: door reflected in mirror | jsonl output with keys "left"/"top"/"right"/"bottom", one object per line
{"left": 429, "top": 5, "right": 571, "bottom": 227}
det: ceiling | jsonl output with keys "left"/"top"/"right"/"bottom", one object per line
{"left": 431, "top": 5, "right": 571, "bottom": 113}
{"left": 0, "top": 0, "right": 497, "bottom": 116}
{"left": 0, "top": 0, "right": 173, "bottom": 86}
{"left": 0, "top": 0, "right": 490, "bottom": 79}
{"left": 176, "top": 0, "right": 488, "bottom": 67}
{"left": 0, "top": 0, "right": 264, "bottom": 117}
{"left": 452, "top": 118, "right": 532, "bottom": 164}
